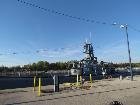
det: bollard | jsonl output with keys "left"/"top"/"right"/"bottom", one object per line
{"left": 90, "top": 74, "right": 92, "bottom": 88}
{"left": 38, "top": 78, "right": 41, "bottom": 96}
{"left": 120, "top": 75, "right": 123, "bottom": 80}
{"left": 80, "top": 76, "right": 82, "bottom": 83}
{"left": 77, "top": 74, "right": 79, "bottom": 86}
{"left": 33, "top": 76, "right": 36, "bottom": 92}
{"left": 80, "top": 75, "right": 83, "bottom": 87}
{"left": 90, "top": 74, "right": 92, "bottom": 83}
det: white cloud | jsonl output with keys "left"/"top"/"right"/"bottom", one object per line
{"left": 36, "top": 46, "right": 83, "bottom": 60}
{"left": 35, "top": 39, "right": 140, "bottom": 63}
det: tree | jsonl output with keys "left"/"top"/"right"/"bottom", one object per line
{"left": 36, "top": 61, "right": 45, "bottom": 71}
{"left": 44, "top": 61, "right": 49, "bottom": 71}
{"left": 31, "top": 63, "right": 37, "bottom": 71}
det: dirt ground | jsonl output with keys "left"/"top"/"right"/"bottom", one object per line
{"left": 1, "top": 76, "right": 140, "bottom": 105}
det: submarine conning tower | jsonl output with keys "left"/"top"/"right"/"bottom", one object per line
{"left": 70, "top": 40, "right": 98, "bottom": 76}
{"left": 70, "top": 40, "right": 115, "bottom": 76}
{"left": 83, "top": 41, "right": 97, "bottom": 61}
{"left": 79, "top": 40, "right": 98, "bottom": 75}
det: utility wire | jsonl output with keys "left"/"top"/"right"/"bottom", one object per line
{"left": 1, "top": 0, "right": 139, "bottom": 56}
{"left": 128, "top": 25, "right": 140, "bottom": 33}
{"left": 17, "top": 0, "right": 140, "bottom": 33}
{"left": 17, "top": 0, "right": 111, "bottom": 26}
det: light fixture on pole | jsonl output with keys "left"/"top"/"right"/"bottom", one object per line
{"left": 113, "top": 23, "right": 133, "bottom": 81}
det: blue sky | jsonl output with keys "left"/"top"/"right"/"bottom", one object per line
{"left": 0, "top": 0, "right": 140, "bottom": 66}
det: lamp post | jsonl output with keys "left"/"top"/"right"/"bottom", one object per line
{"left": 113, "top": 23, "right": 133, "bottom": 81}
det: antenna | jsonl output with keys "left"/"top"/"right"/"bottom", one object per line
{"left": 85, "top": 38, "right": 88, "bottom": 43}
{"left": 89, "top": 32, "right": 92, "bottom": 43}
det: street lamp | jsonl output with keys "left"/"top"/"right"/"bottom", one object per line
{"left": 113, "top": 23, "right": 133, "bottom": 81}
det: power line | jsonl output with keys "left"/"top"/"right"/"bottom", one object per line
{"left": 17, "top": 0, "right": 111, "bottom": 26}
{"left": 17, "top": 0, "right": 140, "bottom": 33}
{"left": 128, "top": 25, "right": 140, "bottom": 33}
{"left": 0, "top": 1, "right": 139, "bottom": 56}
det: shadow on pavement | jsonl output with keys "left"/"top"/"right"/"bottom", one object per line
{"left": 6, "top": 86, "right": 138, "bottom": 105}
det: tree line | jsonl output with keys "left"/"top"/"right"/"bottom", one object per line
{"left": 0, "top": 61, "right": 140, "bottom": 72}
{"left": 113, "top": 63, "right": 140, "bottom": 68}
{"left": 0, "top": 60, "right": 76, "bottom": 72}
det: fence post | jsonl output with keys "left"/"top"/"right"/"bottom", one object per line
{"left": 53, "top": 75, "right": 59, "bottom": 92}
